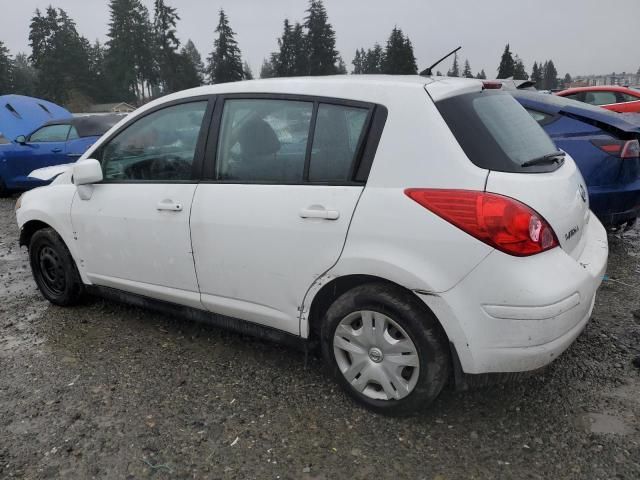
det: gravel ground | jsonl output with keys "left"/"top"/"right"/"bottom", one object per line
{"left": 1, "top": 195, "right": 639, "bottom": 480}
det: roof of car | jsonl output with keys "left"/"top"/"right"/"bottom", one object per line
{"left": 42, "top": 114, "right": 125, "bottom": 138}
{"left": 118, "top": 75, "right": 487, "bottom": 125}
{"left": 557, "top": 85, "right": 639, "bottom": 95}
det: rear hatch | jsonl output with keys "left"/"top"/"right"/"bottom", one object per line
{"left": 428, "top": 81, "right": 590, "bottom": 259}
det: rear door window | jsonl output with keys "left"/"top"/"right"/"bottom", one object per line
{"left": 215, "top": 99, "right": 313, "bottom": 183}
{"left": 584, "top": 91, "right": 617, "bottom": 105}
{"left": 308, "top": 104, "right": 368, "bottom": 182}
{"left": 436, "top": 91, "right": 559, "bottom": 173}
{"left": 618, "top": 92, "right": 639, "bottom": 103}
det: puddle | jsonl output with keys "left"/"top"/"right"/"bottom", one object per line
{"left": 579, "top": 413, "right": 634, "bottom": 435}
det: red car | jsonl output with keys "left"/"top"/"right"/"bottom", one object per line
{"left": 556, "top": 86, "right": 640, "bottom": 113}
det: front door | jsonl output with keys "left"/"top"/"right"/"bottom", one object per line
{"left": 190, "top": 96, "right": 373, "bottom": 334}
{"left": 9, "top": 124, "right": 69, "bottom": 186}
{"left": 71, "top": 99, "right": 213, "bottom": 308}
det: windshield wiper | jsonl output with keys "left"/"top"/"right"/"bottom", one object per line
{"left": 521, "top": 151, "right": 566, "bottom": 168}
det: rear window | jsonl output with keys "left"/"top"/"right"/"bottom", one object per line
{"left": 436, "top": 91, "right": 559, "bottom": 173}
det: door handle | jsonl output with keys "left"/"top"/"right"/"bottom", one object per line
{"left": 157, "top": 199, "right": 183, "bottom": 212}
{"left": 299, "top": 207, "right": 340, "bottom": 220}
{"left": 67, "top": 153, "right": 82, "bottom": 158}
{"left": 52, "top": 148, "right": 62, "bottom": 153}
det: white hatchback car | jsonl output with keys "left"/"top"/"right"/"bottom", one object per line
{"left": 16, "top": 76, "right": 608, "bottom": 415}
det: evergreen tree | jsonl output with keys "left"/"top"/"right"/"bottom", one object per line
{"left": 182, "top": 40, "right": 205, "bottom": 85}
{"left": 462, "top": 59, "right": 473, "bottom": 78}
{"left": 154, "top": 0, "right": 181, "bottom": 93}
{"left": 382, "top": 27, "right": 417, "bottom": 75}
{"left": 336, "top": 57, "right": 347, "bottom": 74}
{"left": 105, "top": 0, "right": 157, "bottom": 101}
{"left": 562, "top": 73, "right": 572, "bottom": 89}
{"left": 542, "top": 60, "right": 558, "bottom": 90}
{"left": 260, "top": 56, "right": 277, "bottom": 78}
{"left": 513, "top": 55, "right": 528, "bottom": 80}
{"left": 11, "top": 53, "right": 38, "bottom": 96}
{"left": 29, "top": 7, "right": 92, "bottom": 104}
{"left": 363, "top": 44, "right": 384, "bottom": 74}
{"left": 274, "top": 19, "right": 307, "bottom": 77}
{"left": 304, "top": 0, "right": 339, "bottom": 75}
{"left": 0, "top": 41, "right": 12, "bottom": 93}
{"left": 243, "top": 61, "right": 254, "bottom": 80}
{"left": 530, "top": 61, "right": 542, "bottom": 87}
{"left": 475, "top": 69, "right": 487, "bottom": 79}
{"left": 497, "top": 43, "right": 515, "bottom": 79}
{"left": 207, "top": 9, "right": 244, "bottom": 84}
{"left": 447, "top": 52, "right": 460, "bottom": 77}
{"left": 352, "top": 48, "right": 364, "bottom": 74}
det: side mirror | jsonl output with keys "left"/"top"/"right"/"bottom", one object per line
{"left": 15, "top": 135, "right": 26, "bottom": 145}
{"left": 73, "top": 159, "right": 103, "bottom": 186}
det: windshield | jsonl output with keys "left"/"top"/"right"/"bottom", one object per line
{"left": 436, "top": 91, "right": 559, "bottom": 173}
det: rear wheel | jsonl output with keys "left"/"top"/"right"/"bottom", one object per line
{"left": 321, "top": 283, "right": 450, "bottom": 415}
{"left": 29, "top": 228, "right": 84, "bottom": 306}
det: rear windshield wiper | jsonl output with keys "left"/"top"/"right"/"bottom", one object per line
{"left": 521, "top": 151, "right": 566, "bottom": 168}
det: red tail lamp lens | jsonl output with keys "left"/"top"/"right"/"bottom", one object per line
{"left": 405, "top": 189, "right": 559, "bottom": 256}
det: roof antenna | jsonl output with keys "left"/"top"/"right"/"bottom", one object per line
{"left": 420, "top": 46, "right": 462, "bottom": 76}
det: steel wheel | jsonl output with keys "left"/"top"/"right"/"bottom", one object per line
{"left": 36, "top": 245, "right": 66, "bottom": 296}
{"left": 333, "top": 310, "right": 420, "bottom": 401}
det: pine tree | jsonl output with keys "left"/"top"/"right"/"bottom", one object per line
{"left": 336, "top": 57, "right": 347, "bottom": 74}
{"left": 475, "top": 69, "right": 487, "bottom": 79}
{"left": 352, "top": 49, "right": 364, "bottom": 74}
{"left": 11, "top": 53, "right": 38, "bottom": 96}
{"left": 154, "top": 0, "right": 181, "bottom": 93}
{"left": 542, "top": 60, "right": 558, "bottom": 90}
{"left": 363, "top": 44, "right": 384, "bottom": 74}
{"left": 382, "top": 27, "right": 417, "bottom": 75}
{"left": 260, "top": 56, "right": 277, "bottom": 78}
{"left": 243, "top": 61, "right": 254, "bottom": 80}
{"left": 0, "top": 41, "right": 12, "bottom": 93}
{"left": 304, "top": 0, "right": 339, "bottom": 75}
{"left": 29, "top": 7, "right": 93, "bottom": 104}
{"left": 275, "top": 19, "right": 306, "bottom": 77}
{"left": 207, "top": 9, "right": 244, "bottom": 84}
{"left": 105, "top": 0, "right": 157, "bottom": 101}
{"left": 513, "top": 55, "right": 528, "bottom": 80}
{"left": 182, "top": 40, "right": 205, "bottom": 85}
{"left": 462, "top": 59, "right": 473, "bottom": 78}
{"left": 562, "top": 73, "right": 572, "bottom": 89}
{"left": 447, "top": 52, "right": 460, "bottom": 77}
{"left": 530, "top": 61, "right": 542, "bottom": 87}
{"left": 497, "top": 43, "right": 515, "bottom": 79}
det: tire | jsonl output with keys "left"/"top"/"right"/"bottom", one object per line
{"left": 321, "top": 283, "right": 450, "bottom": 416}
{"left": 29, "top": 228, "right": 84, "bottom": 306}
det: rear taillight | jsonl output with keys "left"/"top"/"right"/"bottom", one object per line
{"left": 482, "top": 81, "right": 503, "bottom": 90}
{"left": 405, "top": 189, "right": 559, "bottom": 257}
{"left": 591, "top": 139, "right": 640, "bottom": 159}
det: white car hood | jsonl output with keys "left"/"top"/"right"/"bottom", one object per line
{"left": 28, "top": 163, "right": 74, "bottom": 181}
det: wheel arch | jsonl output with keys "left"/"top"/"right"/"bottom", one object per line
{"left": 305, "top": 274, "right": 451, "bottom": 347}
{"left": 19, "top": 219, "right": 52, "bottom": 247}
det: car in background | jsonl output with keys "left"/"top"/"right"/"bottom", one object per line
{"left": 556, "top": 86, "right": 640, "bottom": 113}
{"left": 0, "top": 94, "right": 72, "bottom": 146}
{"left": 512, "top": 91, "right": 640, "bottom": 229}
{"left": 0, "top": 114, "right": 123, "bottom": 196}
{"left": 16, "top": 77, "right": 608, "bottom": 415}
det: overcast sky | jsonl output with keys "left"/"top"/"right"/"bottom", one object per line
{"left": 4, "top": 0, "right": 639, "bottom": 78}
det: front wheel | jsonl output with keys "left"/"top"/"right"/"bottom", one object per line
{"left": 29, "top": 228, "right": 84, "bottom": 306}
{"left": 321, "top": 283, "right": 450, "bottom": 416}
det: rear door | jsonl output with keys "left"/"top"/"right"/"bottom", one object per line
{"left": 190, "top": 95, "right": 376, "bottom": 335}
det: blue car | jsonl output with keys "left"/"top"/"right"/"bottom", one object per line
{"left": 0, "top": 114, "right": 123, "bottom": 196}
{"left": 513, "top": 91, "right": 640, "bottom": 229}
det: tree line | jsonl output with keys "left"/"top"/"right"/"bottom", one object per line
{"left": 0, "top": 0, "right": 580, "bottom": 110}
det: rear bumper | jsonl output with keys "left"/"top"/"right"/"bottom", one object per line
{"left": 418, "top": 213, "right": 608, "bottom": 374}
{"left": 589, "top": 182, "right": 640, "bottom": 227}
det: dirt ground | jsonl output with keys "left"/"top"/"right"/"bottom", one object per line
{"left": 1, "top": 195, "right": 639, "bottom": 479}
